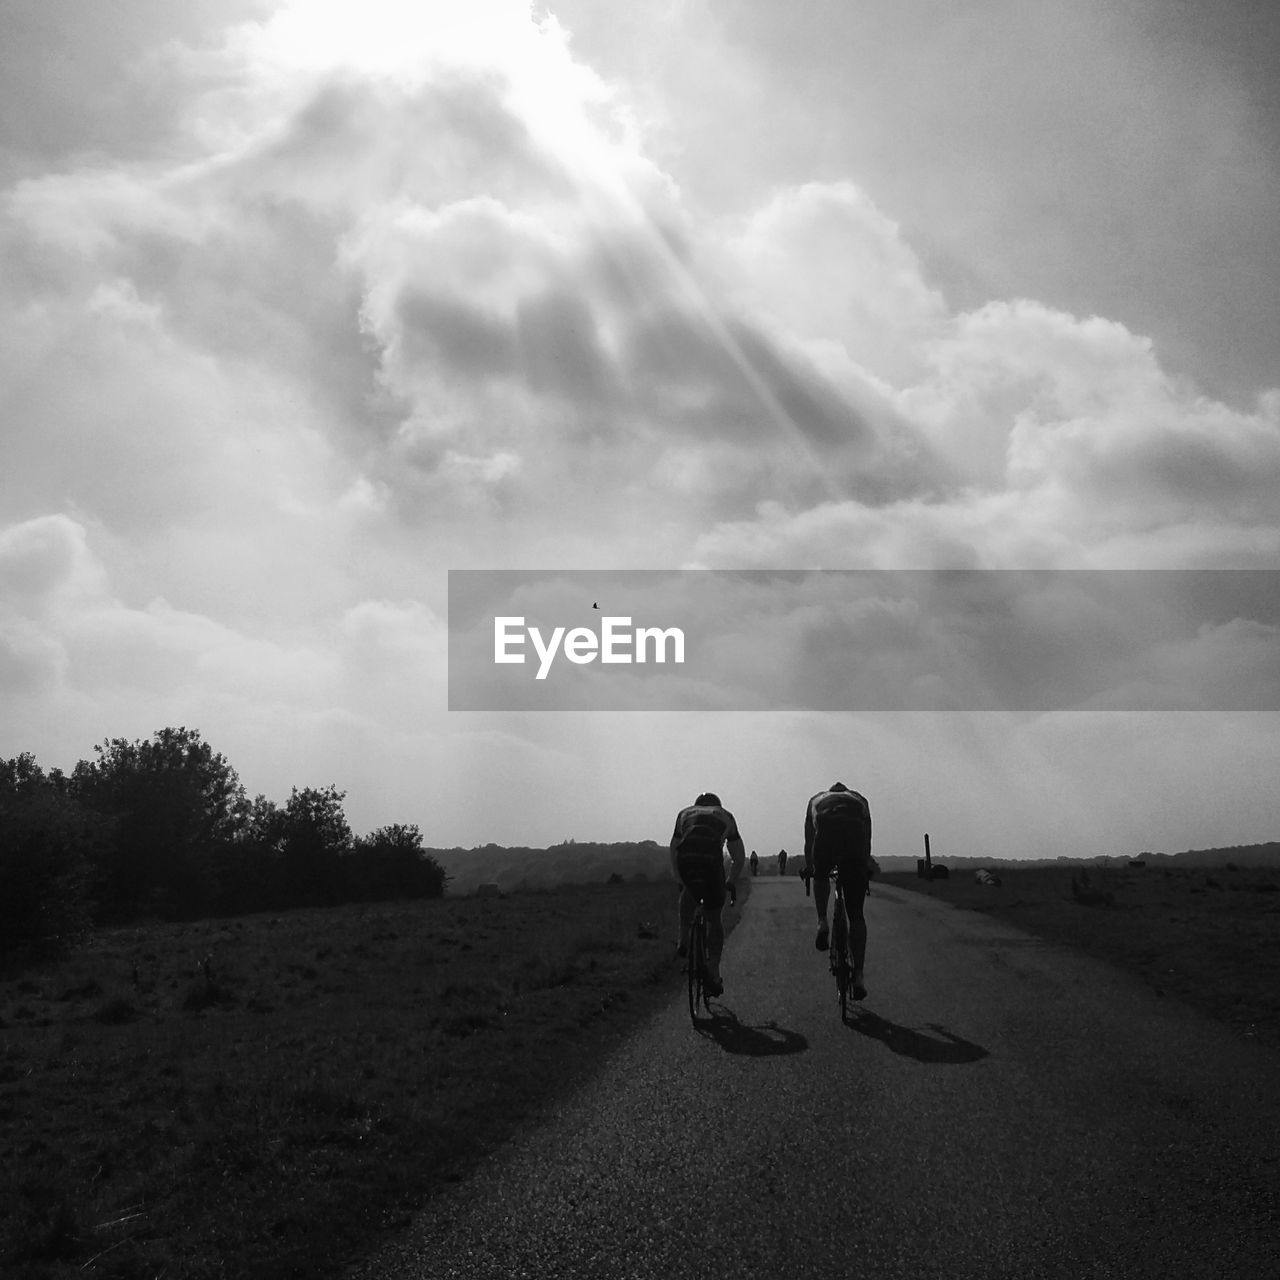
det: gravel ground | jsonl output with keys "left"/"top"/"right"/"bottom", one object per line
{"left": 348, "top": 880, "right": 1280, "bottom": 1279}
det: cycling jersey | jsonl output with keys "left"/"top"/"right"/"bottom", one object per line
{"left": 671, "top": 801, "right": 742, "bottom": 909}
{"left": 805, "top": 788, "right": 872, "bottom": 867}
{"left": 671, "top": 802, "right": 741, "bottom": 860}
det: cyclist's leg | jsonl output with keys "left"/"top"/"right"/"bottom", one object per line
{"left": 703, "top": 866, "right": 728, "bottom": 986}
{"left": 676, "top": 882, "right": 695, "bottom": 956}
{"left": 839, "top": 840, "right": 871, "bottom": 993}
{"left": 842, "top": 864, "right": 869, "bottom": 971}
{"left": 675, "top": 853, "right": 715, "bottom": 958}
{"left": 812, "top": 843, "right": 834, "bottom": 947}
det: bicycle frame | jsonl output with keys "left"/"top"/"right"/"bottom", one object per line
{"left": 804, "top": 859, "right": 858, "bottom": 1020}
{"left": 684, "top": 881, "right": 735, "bottom": 1024}
{"left": 829, "top": 872, "right": 853, "bottom": 1022}
{"left": 687, "top": 899, "right": 710, "bottom": 1023}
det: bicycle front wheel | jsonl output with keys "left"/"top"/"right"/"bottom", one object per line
{"left": 688, "top": 915, "right": 705, "bottom": 1023}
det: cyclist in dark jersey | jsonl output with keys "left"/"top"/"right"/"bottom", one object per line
{"left": 804, "top": 782, "right": 873, "bottom": 999}
{"left": 670, "top": 792, "right": 746, "bottom": 997}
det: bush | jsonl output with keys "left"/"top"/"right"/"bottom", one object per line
{"left": 350, "top": 824, "right": 447, "bottom": 900}
{"left": 70, "top": 728, "right": 246, "bottom": 921}
{"left": 0, "top": 755, "right": 97, "bottom": 956}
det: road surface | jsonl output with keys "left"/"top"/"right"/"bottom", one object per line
{"left": 349, "top": 879, "right": 1279, "bottom": 1279}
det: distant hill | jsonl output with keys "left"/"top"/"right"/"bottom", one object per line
{"left": 877, "top": 841, "right": 1280, "bottom": 874}
{"left": 430, "top": 838, "right": 1280, "bottom": 894}
{"left": 1118, "top": 842, "right": 1280, "bottom": 870}
{"left": 429, "top": 840, "right": 671, "bottom": 895}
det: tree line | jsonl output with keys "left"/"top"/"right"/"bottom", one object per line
{"left": 0, "top": 726, "right": 446, "bottom": 957}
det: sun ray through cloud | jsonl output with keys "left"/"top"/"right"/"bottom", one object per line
{"left": 1, "top": 0, "right": 1278, "bottom": 861}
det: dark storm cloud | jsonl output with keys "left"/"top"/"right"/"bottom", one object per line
{"left": 624, "top": 308, "right": 866, "bottom": 445}
{"left": 396, "top": 288, "right": 518, "bottom": 379}
{"left": 1110, "top": 420, "right": 1280, "bottom": 510}
{"left": 515, "top": 288, "right": 616, "bottom": 406}
{"left": 393, "top": 284, "right": 620, "bottom": 409}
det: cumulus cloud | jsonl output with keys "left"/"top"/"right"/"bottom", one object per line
{"left": 2, "top": 0, "right": 1278, "bottom": 849}
{"left": 11, "top": 0, "right": 1272, "bottom": 578}
{"left": 720, "top": 181, "right": 949, "bottom": 389}
{"left": 0, "top": 514, "right": 336, "bottom": 701}
{"left": 0, "top": 509, "right": 452, "bottom": 814}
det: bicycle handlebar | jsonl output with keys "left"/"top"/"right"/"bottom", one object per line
{"left": 692, "top": 882, "right": 737, "bottom": 908}
{"left": 803, "top": 864, "right": 861, "bottom": 898}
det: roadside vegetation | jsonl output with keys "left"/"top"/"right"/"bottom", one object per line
{"left": 2, "top": 729, "right": 445, "bottom": 961}
{"left": 884, "top": 860, "right": 1280, "bottom": 1047}
{"left": 0, "top": 878, "right": 737, "bottom": 1278}
{"left": 1, "top": 727, "right": 756, "bottom": 1276}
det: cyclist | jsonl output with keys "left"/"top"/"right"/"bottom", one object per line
{"left": 670, "top": 792, "right": 746, "bottom": 997}
{"left": 804, "top": 782, "right": 873, "bottom": 1000}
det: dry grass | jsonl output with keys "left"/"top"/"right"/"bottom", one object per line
{"left": 883, "top": 862, "right": 1280, "bottom": 1047}
{"left": 0, "top": 878, "right": 727, "bottom": 1279}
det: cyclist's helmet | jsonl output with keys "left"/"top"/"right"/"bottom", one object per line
{"left": 695, "top": 792, "right": 722, "bottom": 807}
{"left": 829, "top": 781, "right": 849, "bottom": 792}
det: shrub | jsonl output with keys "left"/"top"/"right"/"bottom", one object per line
{"left": 350, "top": 824, "right": 447, "bottom": 901}
{"left": 0, "top": 755, "right": 97, "bottom": 956}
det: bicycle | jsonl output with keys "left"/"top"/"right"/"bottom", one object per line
{"left": 805, "top": 863, "right": 859, "bottom": 1022}
{"left": 828, "top": 870, "right": 854, "bottom": 1022}
{"left": 686, "top": 881, "right": 736, "bottom": 1023}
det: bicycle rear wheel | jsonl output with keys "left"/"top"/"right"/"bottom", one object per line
{"left": 831, "top": 895, "right": 851, "bottom": 1021}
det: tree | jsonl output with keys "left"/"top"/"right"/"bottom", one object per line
{"left": 213, "top": 793, "right": 286, "bottom": 915}
{"left": 71, "top": 727, "right": 248, "bottom": 919}
{"left": 279, "top": 784, "right": 353, "bottom": 907}
{"left": 0, "top": 754, "right": 98, "bottom": 954}
{"left": 352, "top": 823, "right": 447, "bottom": 900}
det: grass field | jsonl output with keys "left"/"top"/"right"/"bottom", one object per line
{"left": 9, "top": 861, "right": 1275, "bottom": 1277}
{"left": 883, "top": 861, "right": 1280, "bottom": 1048}
{"left": 1, "top": 877, "right": 741, "bottom": 1279}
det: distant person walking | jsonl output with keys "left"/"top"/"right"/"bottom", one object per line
{"left": 749, "top": 849, "right": 759, "bottom": 877}
{"left": 778, "top": 848, "right": 788, "bottom": 877}
{"left": 670, "top": 792, "right": 746, "bottom": 997}
{"left": 804, "top": 782, "right": 873, "bottom": 1000}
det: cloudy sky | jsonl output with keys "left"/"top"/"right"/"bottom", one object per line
{"left": 3, "top": 0, "right": 1278, "bottom": 864}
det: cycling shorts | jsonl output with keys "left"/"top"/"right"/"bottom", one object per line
{"left": 812, "top": 818, "right": 872, "bottom": 886}
{"left": 676, "top": 850, "right": 726, "bottom": 909}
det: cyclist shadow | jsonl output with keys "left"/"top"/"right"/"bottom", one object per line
{"left": 697, "top": 1006, "right": 808, "bottom": 1056}
{"left": 845, "top": 1009, "right": 989, "bottom": 1064}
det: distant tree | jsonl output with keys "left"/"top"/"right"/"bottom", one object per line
{"left": 71, "top": 727, "right": 247, "bottom": 919}
{"left": 352, "top": 823, "right": 447, "bottom": 900}
{"left": 0, "top": 753, "right": 98, "bottom": 954}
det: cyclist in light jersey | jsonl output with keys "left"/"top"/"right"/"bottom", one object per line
{"left": 670, "top": 792, "right": 746, "bottom": 997}
{"left": 804, "top": 782, "right": 873, "bottom": 999}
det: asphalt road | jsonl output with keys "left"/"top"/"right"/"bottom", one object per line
{"left": 349, "top": 879, "right": 1279, "bottom": 1279}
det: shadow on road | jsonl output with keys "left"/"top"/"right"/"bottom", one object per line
{"left": 845, "top": 1010, "right": 989, "bottom": 1064}
{"left": 697, "top": 1007, "right": 809, "bottom": 1056}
